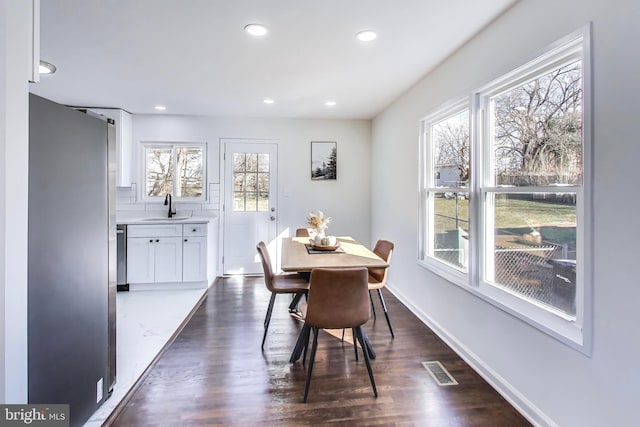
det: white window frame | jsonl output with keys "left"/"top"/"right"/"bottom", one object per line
{"left": 418, "top": 99, "right": 471, "bottom": 287}
{"left": 141, "top": 142, "right": 207, "bottom": 202}
{"left": 418, "top": 27, "right": 592, "bottom": 354}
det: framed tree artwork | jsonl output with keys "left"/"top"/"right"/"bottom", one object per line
{"left": 310, "top": 141, "right": 337, "bottom": 180}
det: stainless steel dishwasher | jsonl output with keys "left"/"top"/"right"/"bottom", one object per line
{"left": 117, "top": 224, "right": 129, "bottom": 291}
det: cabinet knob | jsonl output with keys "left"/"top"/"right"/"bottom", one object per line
{"left": 149, "top": 239, "right": 153, "bottom": 243}
{"left": 192, "top": 228, "right": 197, "bottom": 232}
{"left": 156, "top": 239, "right": 159, "bottom": 242}
{"left": 184, "top": 239, "right": 188, "bottom": 242}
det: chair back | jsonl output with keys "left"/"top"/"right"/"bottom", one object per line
{"left": 256, "top": 242, "right": 275, "bottom": 292}
{"left": 305, "top": 267, "right": 370, "bottom": 329}
{"left": 295, "top": 228, "right": 310, "bottom": 237}
{"left": 369, "top": 240, "right": 394, "bottom": 283}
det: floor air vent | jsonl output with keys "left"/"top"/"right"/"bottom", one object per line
{"left": 422, "top": 361, "right": 458, "bottom": 386}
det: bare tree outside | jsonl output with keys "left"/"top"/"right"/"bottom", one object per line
{"left": 433, "top": 110, "right": 470, "bottom": 185}
{"left": 146, "top": 145, "right": 204, "bottom": 198}
{"left": 492, "top": 61, "right": 583, "bottom": 186}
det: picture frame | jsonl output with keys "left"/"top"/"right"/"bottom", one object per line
{"left": 310, "top": 141, "right": 337, "bottom": 180}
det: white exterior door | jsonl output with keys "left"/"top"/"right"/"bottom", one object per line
{"left": 222, "top": 140, "right": 278, "bottom": 275}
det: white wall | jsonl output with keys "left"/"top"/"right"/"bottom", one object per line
{"left": 371, "top": 0, "right": 640, "bottom": 425}
{"left": 0, "top": 0, "right": 30, "bottom": 403}
{"left": 124, "top": 115, "right": 372, "bottom": 244}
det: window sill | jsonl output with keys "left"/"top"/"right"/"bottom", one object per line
{"left": 417, "top": 258, "right": 590, "bottom": 356}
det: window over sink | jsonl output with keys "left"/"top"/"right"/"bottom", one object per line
{"left": 143, "top": 142, "right": 206, "bottom": 200}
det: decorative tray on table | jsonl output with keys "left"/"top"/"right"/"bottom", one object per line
{"left": 309, "top": 242, "right": 341, "bottom": 251}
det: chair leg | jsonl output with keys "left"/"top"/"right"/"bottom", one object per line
{"left": 377, "top": 289, "right": 394, "bottom": 338}
{"left": 355, "top": 326, "right": 378, "bottom": 398}
{"left": 352, "top": 328, "right": 358, "bottom": 361}
{"left": 302, "top": 324, "right": 312, "bottom": 365}
{"left": 369, "top": 290, "right": 377, "bottom": 319}
{"left": 261, "top": 293, "right": 277, "bottom": 350}
{"left": 303, "top": 327, "right": 320, "bottom": 403}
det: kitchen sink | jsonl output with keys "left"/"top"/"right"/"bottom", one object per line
{"left": 140, "top": 217, "right": 190, "bottom": 221}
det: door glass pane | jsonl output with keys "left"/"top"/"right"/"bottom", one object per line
{"left": 432, "top": 191, "right": 470, "bottom": 269}
{"left": 245, "top": 192, "right": 257, "bottom": 211}
{"left": 488, "top": 192, "right": 577, "bottom": 316}
{"left": 258, "top": 154, "right": 269, "bottom": 172}
{"left": 233, "top": 193, "right": 245, "bottom": 211}
{"left": 257, "top": 173, "right": 269, "bottom": 192}
{"left": 246, "top": 174, "right": 257, "bottom": 191}
{"left": 146, "top": 147, "right": 173, "bottom": 197}
{"left": 246, "top": 154, "right": 258, "bottom": 172}
{"left": 234, "top": 153, "right": 246, "bottom": 172}
{"left": 232, "top": 152, "right": 270, "bottom": 211}
{"left": 175, "top": 147, "right": 203, "bottom": 197}
{"left": 490, "top": 61, "right": 583, "bottom": 187}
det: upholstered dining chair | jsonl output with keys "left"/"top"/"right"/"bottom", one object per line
{"left": 256, "top": 241, "right": 309, "bottom": 351}
{"left": 368, "top": 240, "right": 395, "bottom": 338}
{"left": 298, "top": 267, "right": 377, "bottom": 403}
{"left": 295, "top": 228, "right": 311, "bottom": 237}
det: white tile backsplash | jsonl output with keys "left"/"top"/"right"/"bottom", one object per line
{"left": 116, "top": 183, "right": 221, "bottom": 216}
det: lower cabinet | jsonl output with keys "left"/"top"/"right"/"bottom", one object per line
{"left": 127, "top": 223, "right": 207, "bottom": 285}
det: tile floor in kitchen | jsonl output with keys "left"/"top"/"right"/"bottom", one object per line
{"left": 83, "top": 288, "right": 207, "bottom": 427}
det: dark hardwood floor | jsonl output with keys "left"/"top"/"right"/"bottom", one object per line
{"left": 111, "top": 276, "right": 531, "bottom": 426}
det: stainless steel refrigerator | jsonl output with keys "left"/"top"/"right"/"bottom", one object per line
{"left": 28, "top": 94, "right": 116, "bottom": 427}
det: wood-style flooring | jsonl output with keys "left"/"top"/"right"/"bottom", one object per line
{"left": 111, "top": 276, "right": 531, "bottom": 426}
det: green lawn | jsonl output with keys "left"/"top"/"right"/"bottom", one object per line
{"left": 434, "top": 196, "right": 576, "bottom": 246}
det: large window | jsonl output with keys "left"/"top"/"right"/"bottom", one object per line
{"left": 144, "top": 143, "right": 206, "bottom": 199}
{"left": 420, "top": 103, "right": 471, "bottom": 275}
{"left": 419, "top": 30, "right": 591, "bottom": 351}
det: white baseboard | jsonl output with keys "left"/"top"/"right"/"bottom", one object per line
{"left": 386, "top": 282, "right": 557, "bottom": 427}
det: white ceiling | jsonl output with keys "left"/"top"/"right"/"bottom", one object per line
{"left": 31, "top": 0, "right": 516, "bottom": 120}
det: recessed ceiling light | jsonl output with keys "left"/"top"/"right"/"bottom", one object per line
{"left": 39, "top": 60, "right": 56, "bottom": 74}
{"left": 263, "top": 98, "right": 275, "bottom": 104}
{"left": 325, "top": 101, "right": 337, "bottom": 107}
{"left": 356, "top": 30, "right": 377, "bottom": 42}
{"left": 154, "top": 105, "right": 167, "bottom": 111}
{"left": 245, "top": 24, "right": 268, "bottom": 37}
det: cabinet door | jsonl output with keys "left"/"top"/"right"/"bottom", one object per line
{"left": 154, "top": 237, "right": 183, "bottom": 283}
{"left": 127, "top": 237, "right": 155, "bottom": 283}
{"left": 183, "top": 236, "right": 207, "bottom": 282}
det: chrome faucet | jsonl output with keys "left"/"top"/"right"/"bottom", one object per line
{"left": 163, "top": 193, "right": 176, "bottom": 218}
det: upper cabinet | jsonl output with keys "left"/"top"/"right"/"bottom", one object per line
{"left": 88, "top": 108, "right": 133, "bottom": 187}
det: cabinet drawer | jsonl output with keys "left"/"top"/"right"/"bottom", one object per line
{"left": 128, "top": 224, "right": 182, "bottom": 238}
{"left": 183, "top": 223, "right": 207, "bottom": 237}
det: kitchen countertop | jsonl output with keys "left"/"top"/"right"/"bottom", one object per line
{"left": 116, "top": 216, "right": 215, "bottom": 225}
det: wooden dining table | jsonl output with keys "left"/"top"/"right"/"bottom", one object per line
{"left": 281, "top": 236, "right": 389, "bottom": 272}
{"left": 281, "top": 236, "right": 387, "bottom": 362}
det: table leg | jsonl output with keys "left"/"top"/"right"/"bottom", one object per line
{"left": 290, "top": 324, "right": 311, "bottom": 363}
{"left": 288, "top": 293, "right": 304, "bottom": 313}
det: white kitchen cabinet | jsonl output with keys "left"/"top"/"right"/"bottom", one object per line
{"left": 127, "top": 223, "right": 210, "bottom": 286}
{"left": 126, "top": 237, "right": 155, "bottom": 283}
{"left": 127, "top": 225, "right": 183, "bottom": 284}
{"left": 182, "top": 236, "right": 207, "bottom": 282}
{"left": 182, "top": 224, "right": 207, "bottom": 282}
{"left": 87, "top": 108, "right": 133, "bottom": 186}
{"left": 152, "top": 237, "right": 183, "bottom": 282}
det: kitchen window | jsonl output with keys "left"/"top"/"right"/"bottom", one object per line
{"left": 143, "top": 143, "right": 206, "bottom": 200}
{"left": 419, "top": 28, "right": 591, "bottom": 352}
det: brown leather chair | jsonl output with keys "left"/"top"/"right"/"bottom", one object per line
{"left": 298, "top": 267, "right": 377, "bottom": 403}
{"left": 256, "top": 241, "right": 309, "bottom": 350}
{"left": 295, "top": 228, "right": 310, "bottom": 237}
{"left": 368, "top": 240, "right": 395, "bottom": 338}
